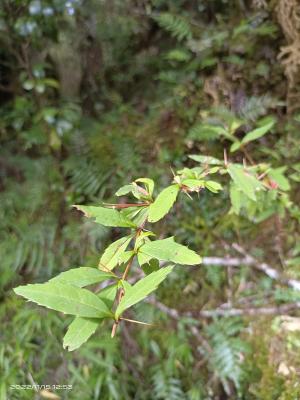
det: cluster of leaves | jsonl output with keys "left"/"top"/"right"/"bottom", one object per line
{"left": 13, "top": 137, "right": 297, "bottom": 399}
{"left": 14, "top": 171, "right": 210, "bottom": 350}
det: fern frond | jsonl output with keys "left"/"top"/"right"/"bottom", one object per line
{"left": 13, "top": 223, "right": 56, "bottom": 274}
{"left": 64, "top": 158, "right": 111, "bottom": 199}
{"left": 151, "top": 366, "right": 185, "bottom": 400}
{"left": 237, "top": 95, "right": 276, "bottom": 122}
{"left": 205, "top": 318, "right": 250, "bottom": 392}
{"left": 154, "top": 13, "right": 192, "bottom": 42}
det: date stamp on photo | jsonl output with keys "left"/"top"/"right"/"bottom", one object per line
{"left": 10, "top": 384, "right": 72, "bottom": 390}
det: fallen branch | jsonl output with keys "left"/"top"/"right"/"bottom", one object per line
{"left": 200, "top": 255, "right": 300, "bottom": 290}
{"left": 200, "top": 239, "right": 300, "bottom": 291}
{"left": 230, "top": 243, "right": 300, "bottom": 290}
{"left": 202, "top": 256, "right": 251, "bottom": 266}
{"left": 148, "top": 298, "right": 300, "bottom": 319}
{"left": 197, "top": 302, "right": 300, "bottom": 317}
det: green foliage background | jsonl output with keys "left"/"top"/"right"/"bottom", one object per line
{"left": 1, "top": 0, "right": 300, "bottom": 399}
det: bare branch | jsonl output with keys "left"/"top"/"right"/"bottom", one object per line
{"left": 148, "top": 297, "right": 300, "bottom": 319}
{"left": 197, "top": 302, "right": 300, "bottom": 317}
{"left": 230, "top": 243, "right": 300, "bottom": 290}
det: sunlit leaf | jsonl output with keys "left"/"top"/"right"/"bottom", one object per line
{"left": 135, "top": 178, "right": 155, "bottom": 197}
{"left": 73, "top": 205, "right": 136, "bottom": 228}
{"left": 14, "top": 282, "right": 112, "bottom": 318}
{"left": 230, "top": 184, "right": 242, "bottom": 214}
{"left": 63, "top": 317, "right": 101, "bottom": 351}
{"left": 241, "top": 120, "right": 274, "bottom": 144}
{"left": 268, "top": 167, "right": 290, "bottom": 191}
{"left": 189, "top": 155, "right": 223, "bottom": 165}
{"left": 205, "top": 180, "right": 223, "bottom": 193}
{"left": 99, "top": 235, "right": 133, "bottom": 271}
{"left": 182, "top": 179, "right": 205, "bottom": 190}
{"left": 50, "top": 267, "right": 116, "bottom": 287}
{"left": 139, "top": 237, "right": 201, "bottom": 265}
{"left": 148, "top": 184, "right": 180, "bottom": 222}
{"left": 115, "top": 184, "right": 135, "bottom": 196}
{"left": 230, "top": 141, "right": 242, "bottom": 152}
{"left": 227, "top": 164, "right": 263, "bottom": 201}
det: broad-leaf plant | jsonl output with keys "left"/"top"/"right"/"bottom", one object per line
{"left": 14, "top": 147, "right": 290, "bottom": 351}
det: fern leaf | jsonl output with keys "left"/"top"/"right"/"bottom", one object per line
{"left": 154, "top": 13, "right": 192, "bottom": 42}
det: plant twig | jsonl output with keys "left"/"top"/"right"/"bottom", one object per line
{"left": 119, "top": 317, "right": 154, "bottom": 326}
{"left": 122, "top": 255, "right": 135, "bottom": 281}
{"left": 111, "top": 221, "right": 147, "bottom": 337}
{"left": 111, "top": 255, "right": 135, "bottom": 338}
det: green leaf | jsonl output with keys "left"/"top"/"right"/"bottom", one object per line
{"left": 227, "top": 164, "right": 262, "bottom": 201}
{"left": 137, "top": 251, "right": 152, "bottom": 267}
{"left": 132, "top": 207, "right": 149, "bottom": 226}
{"left": 50, "top": 267, "right": 116, "bottom": 287}
{"left": 63, "top": 317, "right": 101, "bottom": 351}
{"left": 120, "top": 280, "right": 132, "bottom": 293}
{"left": 73, "top": 205, "right": 136, "bottom": 228}
{"left": 135, "top": 178, "right": 155, "bottom": 197}
{"left": 189, "top": 155, "right": 223, "bottom": 165}
{"left": 139, "top": 237, "right": 202, "bottom": 265}
{"left": 166, "top": 49, "right": 191, "bottom": 62}
{"left": 115, "top": 183, "right": 147, "bottom": 200}
{"left": 209, "top": 166, "right": 221, "bottom": 174}
{"left": 120, "top": 205, "right": 146, "bottom": 223}
{"left": 205, "top": 180, "right": 223, "bottom": 193}
{"left": 241, "top": 120, "right": 274, "bottom": 144}
{"left": 115, "top": 265, "right": 174, "bottom": 318}
{"left": 119, "top": 250, "right": 135, "bottom": 266}
{"left": 14, "top": 282, "right": 112, "bottom": 318}
{"left": 135, "top": 231, "right": 155, "bottom": 250}
{"left": 268, "top": 167, "right": 290, "bottom": 191}
{"left": 188, "top": 124, "right": 226, "bottom": 141}
{"left": 115, "top": 184, "right": 135, "bottom": 196}
{"left": 230, "top": 184, "right": 242, "bottom": 214}
{"left": 181, "top": 179, "right": 205, "bottom": 189}
{"left": 99, "top": 236, "right": 133, "bottom": 271}
{"left": 148, "top": 184, "right": 180, "bottom": 223}
{"left": 230, "top": 141, "right": 242, "bottom": 152}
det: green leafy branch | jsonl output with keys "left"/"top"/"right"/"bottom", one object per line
{"left": 14, "top": 147, "right": 289, "bottom": 350}
{"left": 14, "top": 170, "right": 208, "bottom": 350}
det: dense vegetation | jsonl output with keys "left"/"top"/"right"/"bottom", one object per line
{"left": 1, "top": 0, "right": 300, "bottom": 399}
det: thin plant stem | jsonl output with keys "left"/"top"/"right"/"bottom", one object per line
{"left": 111, "top": 219, "right": 147, "bottom": 337}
